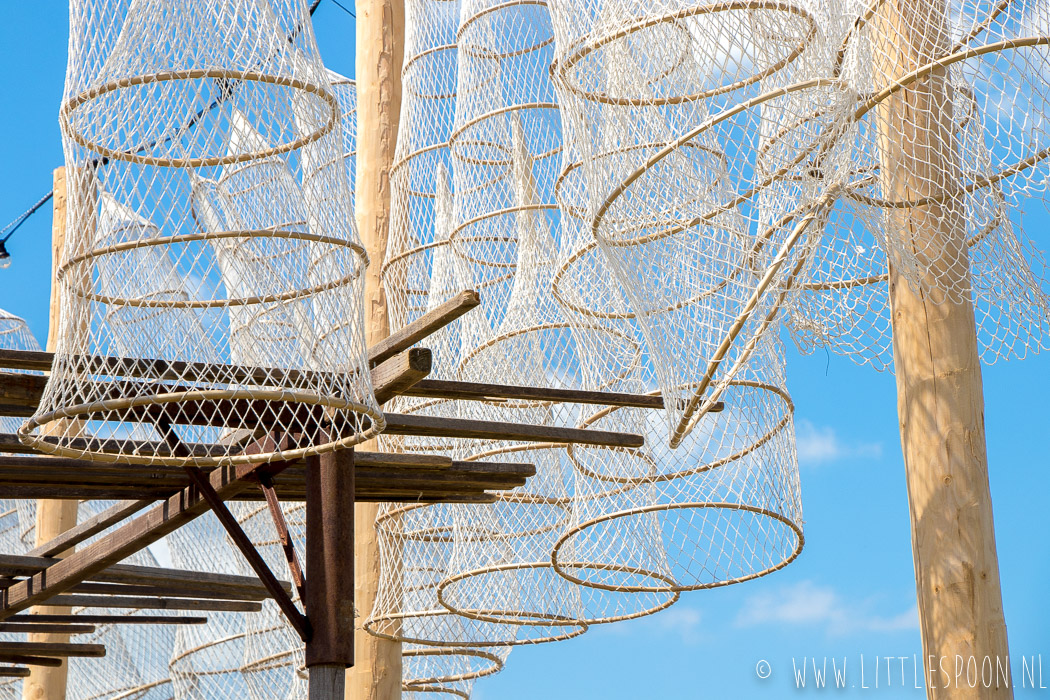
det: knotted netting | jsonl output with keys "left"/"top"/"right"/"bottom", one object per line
{"left": 167, "top": 513, "right": 254, "bottom": 699}
{"left": 21, "top": 0, "right": 382, "bottom": 467}
{"left": 785, "top": 0, "right": 1050, "bottom": 369}
{"left": 235, "top": 500, "right": 308, "bottom": 700}
{"left": 65, "top": 502, "right": 177, "bottom": 700}
{"left": 547, "top": 0, "right": 853, "bottom": 447}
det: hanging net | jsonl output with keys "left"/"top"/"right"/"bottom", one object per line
{"left": 785, "top": 0, "right": 1050, "bottom": 369}
{"left": 21, "top": 0, "right": 382, "bottom": 467}
{"left": 548, "top": 0, "right": 852, "bottom": 446}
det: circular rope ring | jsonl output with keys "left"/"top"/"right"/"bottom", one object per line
{"left": 60, "top": 69, "right": 338, "bottom": 168}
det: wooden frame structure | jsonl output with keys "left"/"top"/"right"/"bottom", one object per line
{"left": 0, "top": 289, "right": 708, "bottom": 696}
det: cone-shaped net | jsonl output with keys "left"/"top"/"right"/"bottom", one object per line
{"left": 22, "top": 0, "right": 382, "bottom": 467}
{"left": 549, "top": 0, "right": 852, "bottom": 446}
{"left": 785, "top": 0, "right": 1050, "bottom": 369}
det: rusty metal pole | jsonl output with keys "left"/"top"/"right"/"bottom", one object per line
{"left": 306, "top": 448, "right": 356, "bottom": 699}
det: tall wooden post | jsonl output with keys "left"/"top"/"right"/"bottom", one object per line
{"left": 350, "top": 0, "right": 404, "bottom": 698}
{"left": 306, "top": 449, "right": 357, "bottom": 699}
{"left": 872, "top": 2, "right": 1012, "bottom": 696}
{"left": 22, "top": 167, "right": 80, "bottom": 700}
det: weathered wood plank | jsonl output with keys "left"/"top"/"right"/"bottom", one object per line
{"left": 43, "top": 596, "right": 262, "bottom": 613}
{"left": 0, "top": 624, "right": 95, "bottom": 635}
{"left": 0, "top": 666, "right": 31, "bottom": 677}
{"left": 6, "top": 614, "right": 206, "bottom": 626}
{"left": 0, "top": 642, "right": 104, "bottom": 658}
{"left": 382, "top": 413, "right": 645, "bottom": 448}
{"left": 27, "top": 500, "right": 151, "bottom": 559}
{"left": 367, "top": 290, "right": 479, "bottom": 367}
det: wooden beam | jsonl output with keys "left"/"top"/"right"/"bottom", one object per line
{"left": 26, "top": 164, "right": 82, "bottom": 700}
{"left": 352, "top": 0, "right": 406, "bottom": 695}
{"left": 0, "top": 642, "right": 104, "bottom": 658}
{"left": 0, "top": 434, "right": 452, "bottom": 469}
{"left": 0, "top": 436, "right": 293, "bottom": 620}
{"left": 305, "top": 448, "right": 355, "bottom": 669}
{"left": 0, "top": 371, "right": 46, "bottom": 417}
{"left": 41, "top": 596, "right": 262, "bottom": 613}
{"left": 27, "top": 500, "right": 150, "bottom": 558}
{"left": 0, "top": 624, "right": 95, "bottom": 635}
{"left": 404, "top": 379, "right": 664, "bottom": 408}
{"left": 0, "top": 667, "right": 30, "bottom": 678}
{"left": 372, "top": 347, "right": 431, "bottom": 404}
{"left": 367, "top": 290, "right": 479, "bottom": 367}
{"left": 0, "top": 656, "right": 61, "bottom": 668}
{"left": 6, "top": 614, "right": 206, "bottom": 626}
{"left": 0, "top": 554, "right": 288, "bottom": 597}
{"left": 382, "top": 412, "right": 645, "bottom": 448}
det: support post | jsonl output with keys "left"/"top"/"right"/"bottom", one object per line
{"left": 351, "top": 0, "right": 404, "bottom": 698}
{"left": 22, "top": 167, "right": 78, "bottom": 700}
{"left": 306, "top": 449, "right": 356, "bottom": 699}
{"left": 873, "top": 2, "right": 1012, "bottom": 696}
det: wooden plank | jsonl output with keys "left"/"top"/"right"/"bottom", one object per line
{"left": 0, "top": 371, "right": 46, "bottom": 417}
{"left": 6, "top": 614, "right": 206, "bottom": 626}
{"left": 382, "top": 413, "right": 645, "bottom": 448}
{"left": 28, "top": 500, "right": 150, "bottom": 558}
{"left": 0, "top": 656, "right": 61, "bottom": 668}
{"left": 43, "top": 596, "right": 262, "bottom": 613}
{"left": 0, "top": 554, "right": 286, "bottom": 597}
{"left": 0, "top": 643, "right": 104, "bottom": 658}
{"left": 0, "top": 624, "right": 95, "bottom": 635}
{"left": 0, "top": 436, "right": 293, "bottom": 620}
{"left": 372, "top": 347, "right": 431, "bottom": 404}
{"left": 404, "top": 379, "right": 665, "bottom": 409}
{"left": 0, "top": 667, "right": 31, "bottom": 677}
{"left": 367, "top": 290, "right": 479, "bottom": 367}
{"left": 59, "top": 582, "right": 267, "bottom": 602}
{"left": 0, "top": 435, "right": 452, "bottom": 469}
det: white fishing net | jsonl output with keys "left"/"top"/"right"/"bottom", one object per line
{"left": 22, "top": 0, "right": 382, "bottom": 467}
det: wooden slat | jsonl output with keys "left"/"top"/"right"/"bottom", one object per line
{"left": 0, "top": 624, "right": 95, "bottom": 635}
{"left": 60, "top": 582, "right": 267, "bottom": 602}
{"left": 404, "top": 379, "right": 665, "bottom": 408}
{"left": 0, "top": 434, "right": 452, "bottom": 469}
{"left": 382, "top": 413, "right": 645, "bottom": 448}
{"left": 372, "top": 347, "right": 431, "bottom": 404}
{"left": 0, "top": 554, "right": 286, "bottom": 597}
{"left": 0, "top": 642, "right": 104, "bottom": 658}
{"left": 0, "top": 371, "right": 46, "bottom": 417}
{"left": 367, "top": 290, "right": 480, "bottom": 367}
{"left": 28, "top": 500, "right": 150, "bottom": 558}
{"left": 43, "top": 596, "right": 262, "bottom": 613}
{"left": 0, "top": 656, "right": 61, "bottom": 668}
{"left": 0, "top": 440, "right": 292, "bottom": 619}
{"left": 0, "top": 666, "right": 31, "bottom": 677}
{"left": 6, "top": 614, "right": 206, "bottom": 626}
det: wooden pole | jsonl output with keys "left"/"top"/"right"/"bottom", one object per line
{"left": 22, "top": 167, "right": 79, "bottom": 700}
{"left": 872, "top": 2, "right": 1012, "bottom": 696}
{"left": 306, "top": 449, "right": 357, "bottom": 699}
{"left": 350, "top": 0, "right": 404, "bottom": 698}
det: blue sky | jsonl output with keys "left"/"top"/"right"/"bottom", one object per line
{"left": 1, "top": 4, "right": 1046, "bottom": 699}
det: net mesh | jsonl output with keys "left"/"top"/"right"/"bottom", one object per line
{"left": 22, "top": 0, "right": 382, "bottom": 467}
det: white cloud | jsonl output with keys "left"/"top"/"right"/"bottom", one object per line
{"left": 734, "top": 580, "right": 917, "bottom": 637}
{"left": 795, "top": 419, "right": 883, "bottom": 468}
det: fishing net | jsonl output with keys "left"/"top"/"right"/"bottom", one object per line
{"left": 22, "top": 0, "right": 381, "bottom": 467}
{"left": 786, "top": 0, "right": 1050, "bottom": 369}
{"left": 168, "top": 513, "right": 254, "bottom": 700}
{"left": 65, "top": 502, "right": 177, "bottom": 700}
{"left": 548, "top": 0, "right": 853, "bottom": 447}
